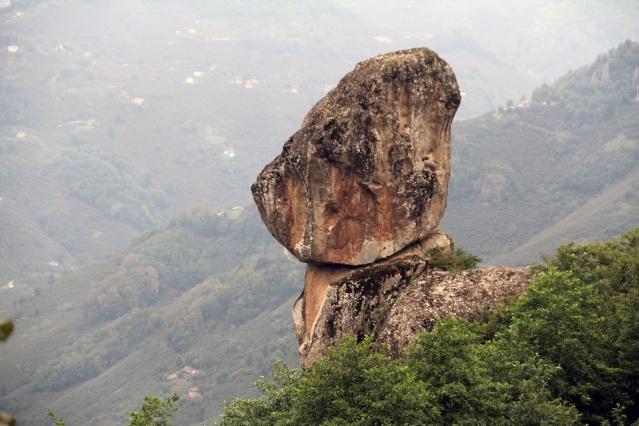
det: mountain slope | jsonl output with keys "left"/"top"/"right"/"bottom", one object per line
{"left": 2, "top": 3, "right": 639, "bottom": 424}
{"left": 442, "top": 40, "right": 639, "bottom": 266}
{"left": 0, "top": 206, "right": 305, "bottom": 425}
{"left": 491, "top": 164, "right": 639, "bottom": 266}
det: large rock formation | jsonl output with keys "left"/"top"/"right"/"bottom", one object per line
{"left": 252, "top": 48, "right": 461, "bottom": 265}
{"left": 253, "top": 47, "right": 532, "bottom": 368}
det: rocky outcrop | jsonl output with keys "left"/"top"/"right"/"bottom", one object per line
{"left": 252, "top": 47, "right": 529, "bottom": 368}
{"left": 296, "top": 266, "right": 532, "bottom": 368}
{"left": 252, "top": 48, "right": 461, "bottom": 265}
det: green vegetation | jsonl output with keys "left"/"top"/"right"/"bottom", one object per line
{"left": 533, "top": 40, "right": 639, "bottom": 125}
{"left": 219, "top": 226, "right": 639, "bottom": 425}
{"left": 0, "top": 319, "right": 12, "bottom": 342}
{"left": 0, "top": 319, "right": 16, "bottom": 426}
{"left": 2, "top": 1, "right": 639, "bottom": 424}
{"left": 47, "top": 393, "right": 180, "bottom": 426}
{"left": 47, "top": 411, "right": 65, "bottom": 426}
{"left": 45, "top": 150, "right": 165, "bottom": 229}
{"left": 128, "top": 393, "right": 180, "bottom": 426}
{"left": 426, "top": 236, "right": 482, "bottom": 271}
{"left": 218, "top": 338, "right": 439, "bottom": 426}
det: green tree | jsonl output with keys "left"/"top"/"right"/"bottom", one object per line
{"left": 217, "top": 360, "right": 299, "bottom": 425}
{"left": 508, "top": 268, "right": 617, "bottom": 413}
{"left": 218, "top": 336, "right": 439, "bottom": 425}
{"left": 294, "top": 336, "right": 438, "bottom": 425}
{"left": 46, "top": 394, "right": 180, "bottom": 426}
{"left": 128, "top": 393, "right": 180, "bottom": 426}
{"left": 536, "top": 230, "right": 639, "bottom": 421}
{"left": 405, "top": 317, "right": 512, "bottom": 424}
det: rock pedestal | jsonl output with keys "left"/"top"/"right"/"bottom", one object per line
{"left": 252, "top": 48, "right": 529, "bottom": 368}
{"left": 295, "top": 265, "right": 531, "bottom": 368}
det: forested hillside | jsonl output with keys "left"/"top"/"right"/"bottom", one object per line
{"left": 0, "top": 206, "right": 304, "bottom": 425}
{"left": 443, "top": 40, "right": 639, "bottom": 266}
{"left": 2, "top": 0, "right": 638, "bottom": 281}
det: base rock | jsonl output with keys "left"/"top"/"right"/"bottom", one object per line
{"left": 294, "top": 259, "right": 531, "bottom": 368}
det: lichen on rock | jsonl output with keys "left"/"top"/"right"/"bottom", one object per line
{"left": 293, "top": 231, "right": 451, "bottom": 367}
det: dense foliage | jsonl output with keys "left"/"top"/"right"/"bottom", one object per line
{"left": 46, "top": 393, "right": 180, "bottom": 426}
{"left": 0, "top": 320, "right": 16, "bottom": 426}
{"left": 127, "top": 393, "right": 180, "bottom": 426}
{"left": 219, "top": 227, "right": 639, "bottom": 425}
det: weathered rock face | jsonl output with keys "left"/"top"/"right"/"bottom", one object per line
{"left": 252, "top": 48, "right": 461, "bottom": 265}
{"left": 295, "top": 265, "right": 532, "bottom": 368}
{"left": 251, "top": 47, "right": 519, "bottom": 370}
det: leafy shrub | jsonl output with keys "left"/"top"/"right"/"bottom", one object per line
{"left": 426, "top": 236, "right": 482, "bottom": 271}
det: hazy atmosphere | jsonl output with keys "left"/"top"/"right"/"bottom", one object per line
{"left": 2, "top": 0, "right": 639, "bottom": 424}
